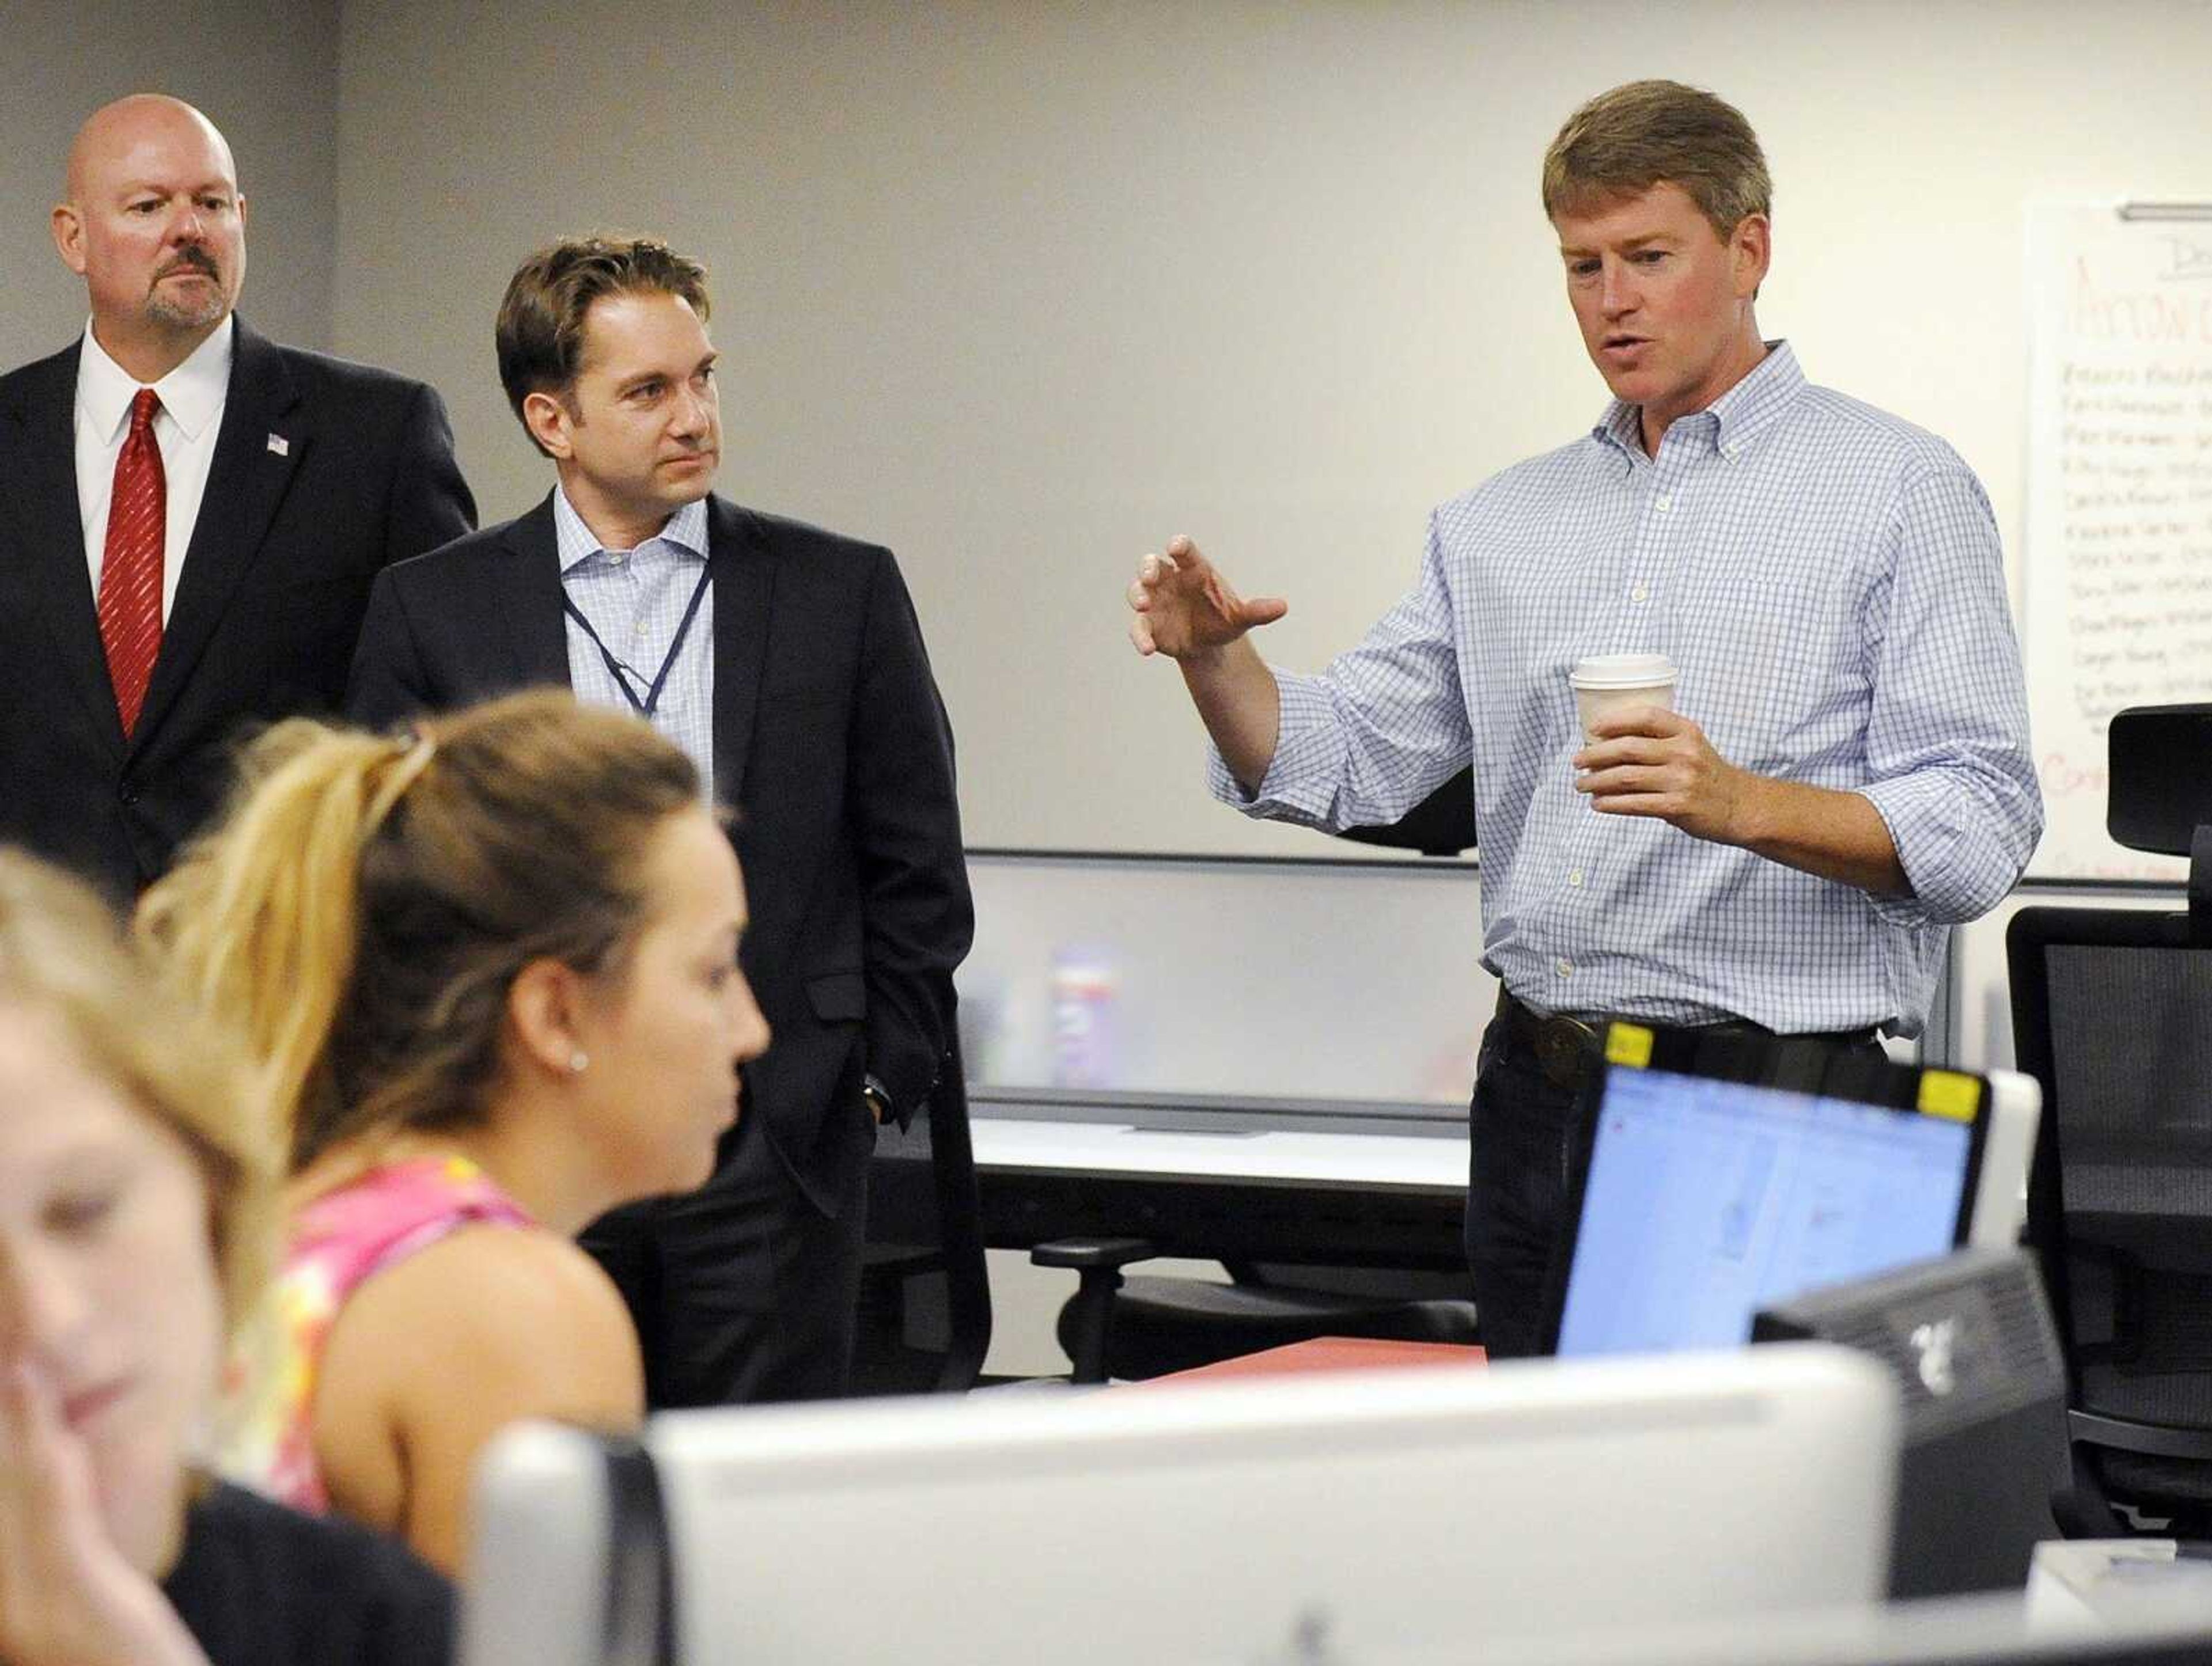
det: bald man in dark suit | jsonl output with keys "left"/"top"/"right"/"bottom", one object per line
{"left": 0, "top": 94, "right": 474, "bottom": 898}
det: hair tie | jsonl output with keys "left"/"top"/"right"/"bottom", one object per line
{"left": 365, "top": 725, "right": 439, "bottom": 837}
{"left": 396, "top": 726, "right": 437, "bottom": 772}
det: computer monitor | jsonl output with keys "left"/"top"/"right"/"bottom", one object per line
{"left": 1444, "top": 1593, "right": 2212, "bottom": 1666}
{"left": 463, "top": 1345, "right": 1899, "bottom": 1666}
{"left": 1545, "top": 1029, "right": 2039, "bottom": 1358}
{"left": 1753, "top": 1247, "right": 2069, "bottom": 1600}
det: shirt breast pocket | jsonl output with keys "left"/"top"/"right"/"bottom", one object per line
{"left": 1675, "top": 566, "right": 1863, "bottom": 769}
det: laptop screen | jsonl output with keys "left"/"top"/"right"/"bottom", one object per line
{"left": 1554, "top": 1062, "right": 1981, "bottom": 1358}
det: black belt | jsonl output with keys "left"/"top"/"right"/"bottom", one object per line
{"left": 1493, "top": 990, "right": 1880, "bottom": 1093}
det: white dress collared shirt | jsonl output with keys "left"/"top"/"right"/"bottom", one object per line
{"left": 74, "top": 315, "right": 236, "bottom": 625}
{"left": 553, "top": 485, "right": 717, "bottom": 790}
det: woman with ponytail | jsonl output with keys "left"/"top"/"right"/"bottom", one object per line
{"left": 139, "top": 690, "right": 769, "bottom": 1574}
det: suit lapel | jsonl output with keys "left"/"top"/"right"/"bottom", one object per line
{"left": 497, "top": 495, "right": 573, "bottom": 688}
{"left": 0, "top": 343, "right": 126, "bottom": 759}
{"left": 707, "top": 497, "right": 773, "bottom": 807}
{"left": 134, "top": 320, "right": 304, "bottom": 752}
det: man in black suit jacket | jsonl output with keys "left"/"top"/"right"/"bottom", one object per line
{"left": 346, "top": 236, "right": 972, "bottom": 1404}
{"left": 0, "top": 94, "right": 474, "bottom": 898}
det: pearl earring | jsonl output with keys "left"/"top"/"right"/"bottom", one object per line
{"left": 569, "top": 1049, "right": 590, "bottom": 1075}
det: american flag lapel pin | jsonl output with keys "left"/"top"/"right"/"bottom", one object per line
{"left": 266, "top": 432, "right": 290, "bottom": 457}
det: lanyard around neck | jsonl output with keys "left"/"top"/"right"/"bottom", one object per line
{"left": 561, "top": 559, "right": 713, "bottom": 720}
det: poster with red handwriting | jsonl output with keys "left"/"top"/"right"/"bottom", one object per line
{"left": 2024, "top": 201, "right": 2212, "bottom": 881}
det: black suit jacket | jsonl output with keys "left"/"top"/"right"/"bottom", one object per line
{"left": 0, "top": 319, "right": 476, "bottom": 898}
{"left": 344, "top": 492, "right": 973, "bottom": 1212}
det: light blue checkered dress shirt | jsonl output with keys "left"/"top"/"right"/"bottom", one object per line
{"left": 1212, "top": 343, "right": 2042, "bottom": 1038}
{"left": 555, "top": 487, "right": 715, "bottom": 790}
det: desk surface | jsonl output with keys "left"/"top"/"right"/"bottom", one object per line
{"left": 971, "top": 1116, "right": 1469, "bottom": 1193}
{"left": 1132, "top": 1335, "right": 1488, "bottom": 1387}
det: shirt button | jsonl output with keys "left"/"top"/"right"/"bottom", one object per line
{"left": 1654, "top": 493, "right": 1673, "bottom": 512}
{"left": 634, "top": 620, "right": 649, "bottom": 636}
{"left": 1568, "top": 870, "right": 1584, "bottom": 888}
{"left": 1556, "top": 958, "right": 1574, "bottom": 978}
{"left": 1630, "top": 584, "right": 1649, "bottom": 603}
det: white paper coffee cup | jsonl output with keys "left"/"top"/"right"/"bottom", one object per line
{"left": 1570, "top": 652, "right": 1678, "bottom": 741}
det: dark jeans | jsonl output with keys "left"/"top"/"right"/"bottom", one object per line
{"left": 1463, "top": 1015, "right": 1583, "bottom": 1361}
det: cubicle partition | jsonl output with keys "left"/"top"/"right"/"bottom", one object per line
{"left": 955, "top": 848, "right": 1487, "bottom": 1374}
{"left": 958, "top": 848, "right": 1488, "bottom": 1116}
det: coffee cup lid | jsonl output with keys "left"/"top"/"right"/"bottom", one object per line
{"left": 1569, "top": 652, "right": 1678, "bottom": 689}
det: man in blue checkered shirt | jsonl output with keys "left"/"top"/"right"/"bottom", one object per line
{"left": 1127, "top": 80, "right": 2041, "bottom": 1356}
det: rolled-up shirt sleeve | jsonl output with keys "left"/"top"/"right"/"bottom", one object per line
{"left": 1856, "top": 462, "right": 2044, "bottom": 926}
{"left": 1206, "top": 514, "right": 1472, "bottom": 832}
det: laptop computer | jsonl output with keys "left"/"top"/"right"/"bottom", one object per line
{"left": 1541, "top": 1024, "right": 2037, "bottom": 1358}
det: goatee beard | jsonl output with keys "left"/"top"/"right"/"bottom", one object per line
{"left": 147, "top": 287, "right": 228, "bottom": 332}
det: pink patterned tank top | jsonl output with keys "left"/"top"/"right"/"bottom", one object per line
{"left": 216, "top": 1154, "right": 535, "bottom": 1512}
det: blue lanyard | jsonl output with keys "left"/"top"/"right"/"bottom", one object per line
{"left": 561, "top": 560, "right": 712, "bottom": 720}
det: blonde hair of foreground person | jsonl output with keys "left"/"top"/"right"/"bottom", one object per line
{"left": 139, "top": 690, "right": 770, "bottom": 1574}
{"left": 0, "top": 849, "right": 275, "bottom": 1666}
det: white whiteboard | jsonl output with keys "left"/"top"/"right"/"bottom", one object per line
{"left": 2023, "top": 201, "right": 2212, "bottom": 880}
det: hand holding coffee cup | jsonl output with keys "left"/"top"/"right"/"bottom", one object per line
{"left": 1569, "top": 653, "right": 1678, "bottom": 741}
{"left": 1570, "top": 654, "right": 1755, "bottom": 846}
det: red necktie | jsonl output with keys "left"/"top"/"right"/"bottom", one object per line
{"left": 98, "top": 386, "right": 165, "bottom": 737}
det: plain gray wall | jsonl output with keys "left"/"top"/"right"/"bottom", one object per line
{"left": 16, "top": 3, "right": 2210, "bottom": 861}
{"left": 328, "top": 0, "right": 2212, "bottom": 859}
{"left": 0, "top": 0, "right": 342, "bottom": 368}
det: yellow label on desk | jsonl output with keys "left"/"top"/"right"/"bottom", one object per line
{"left": 1604, "top": 1023, "right": 1654, "bottom": 1068}
{"left": 1918, "top": 1070, "right": 1982, "bottom": 1123}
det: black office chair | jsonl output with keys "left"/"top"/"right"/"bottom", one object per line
{"left": 1032, "top": 771, "right": 1482, "bottom": 1384}
{"left": 853, "top": 1037, "right": 992, "bottom": 1395}
{"left": 2008, "top": 703, "right": 2212, "bottom": 1533}
{"left": 1035, "top": 1237, "right": 1480, "bottom": 1383}
{"left": 1333, "top": 764, "right": 1478, "bottom": 858}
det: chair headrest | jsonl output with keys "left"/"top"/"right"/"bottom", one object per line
{"left": 2108, "top": 704, "right": 2212, "bottom": 856}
